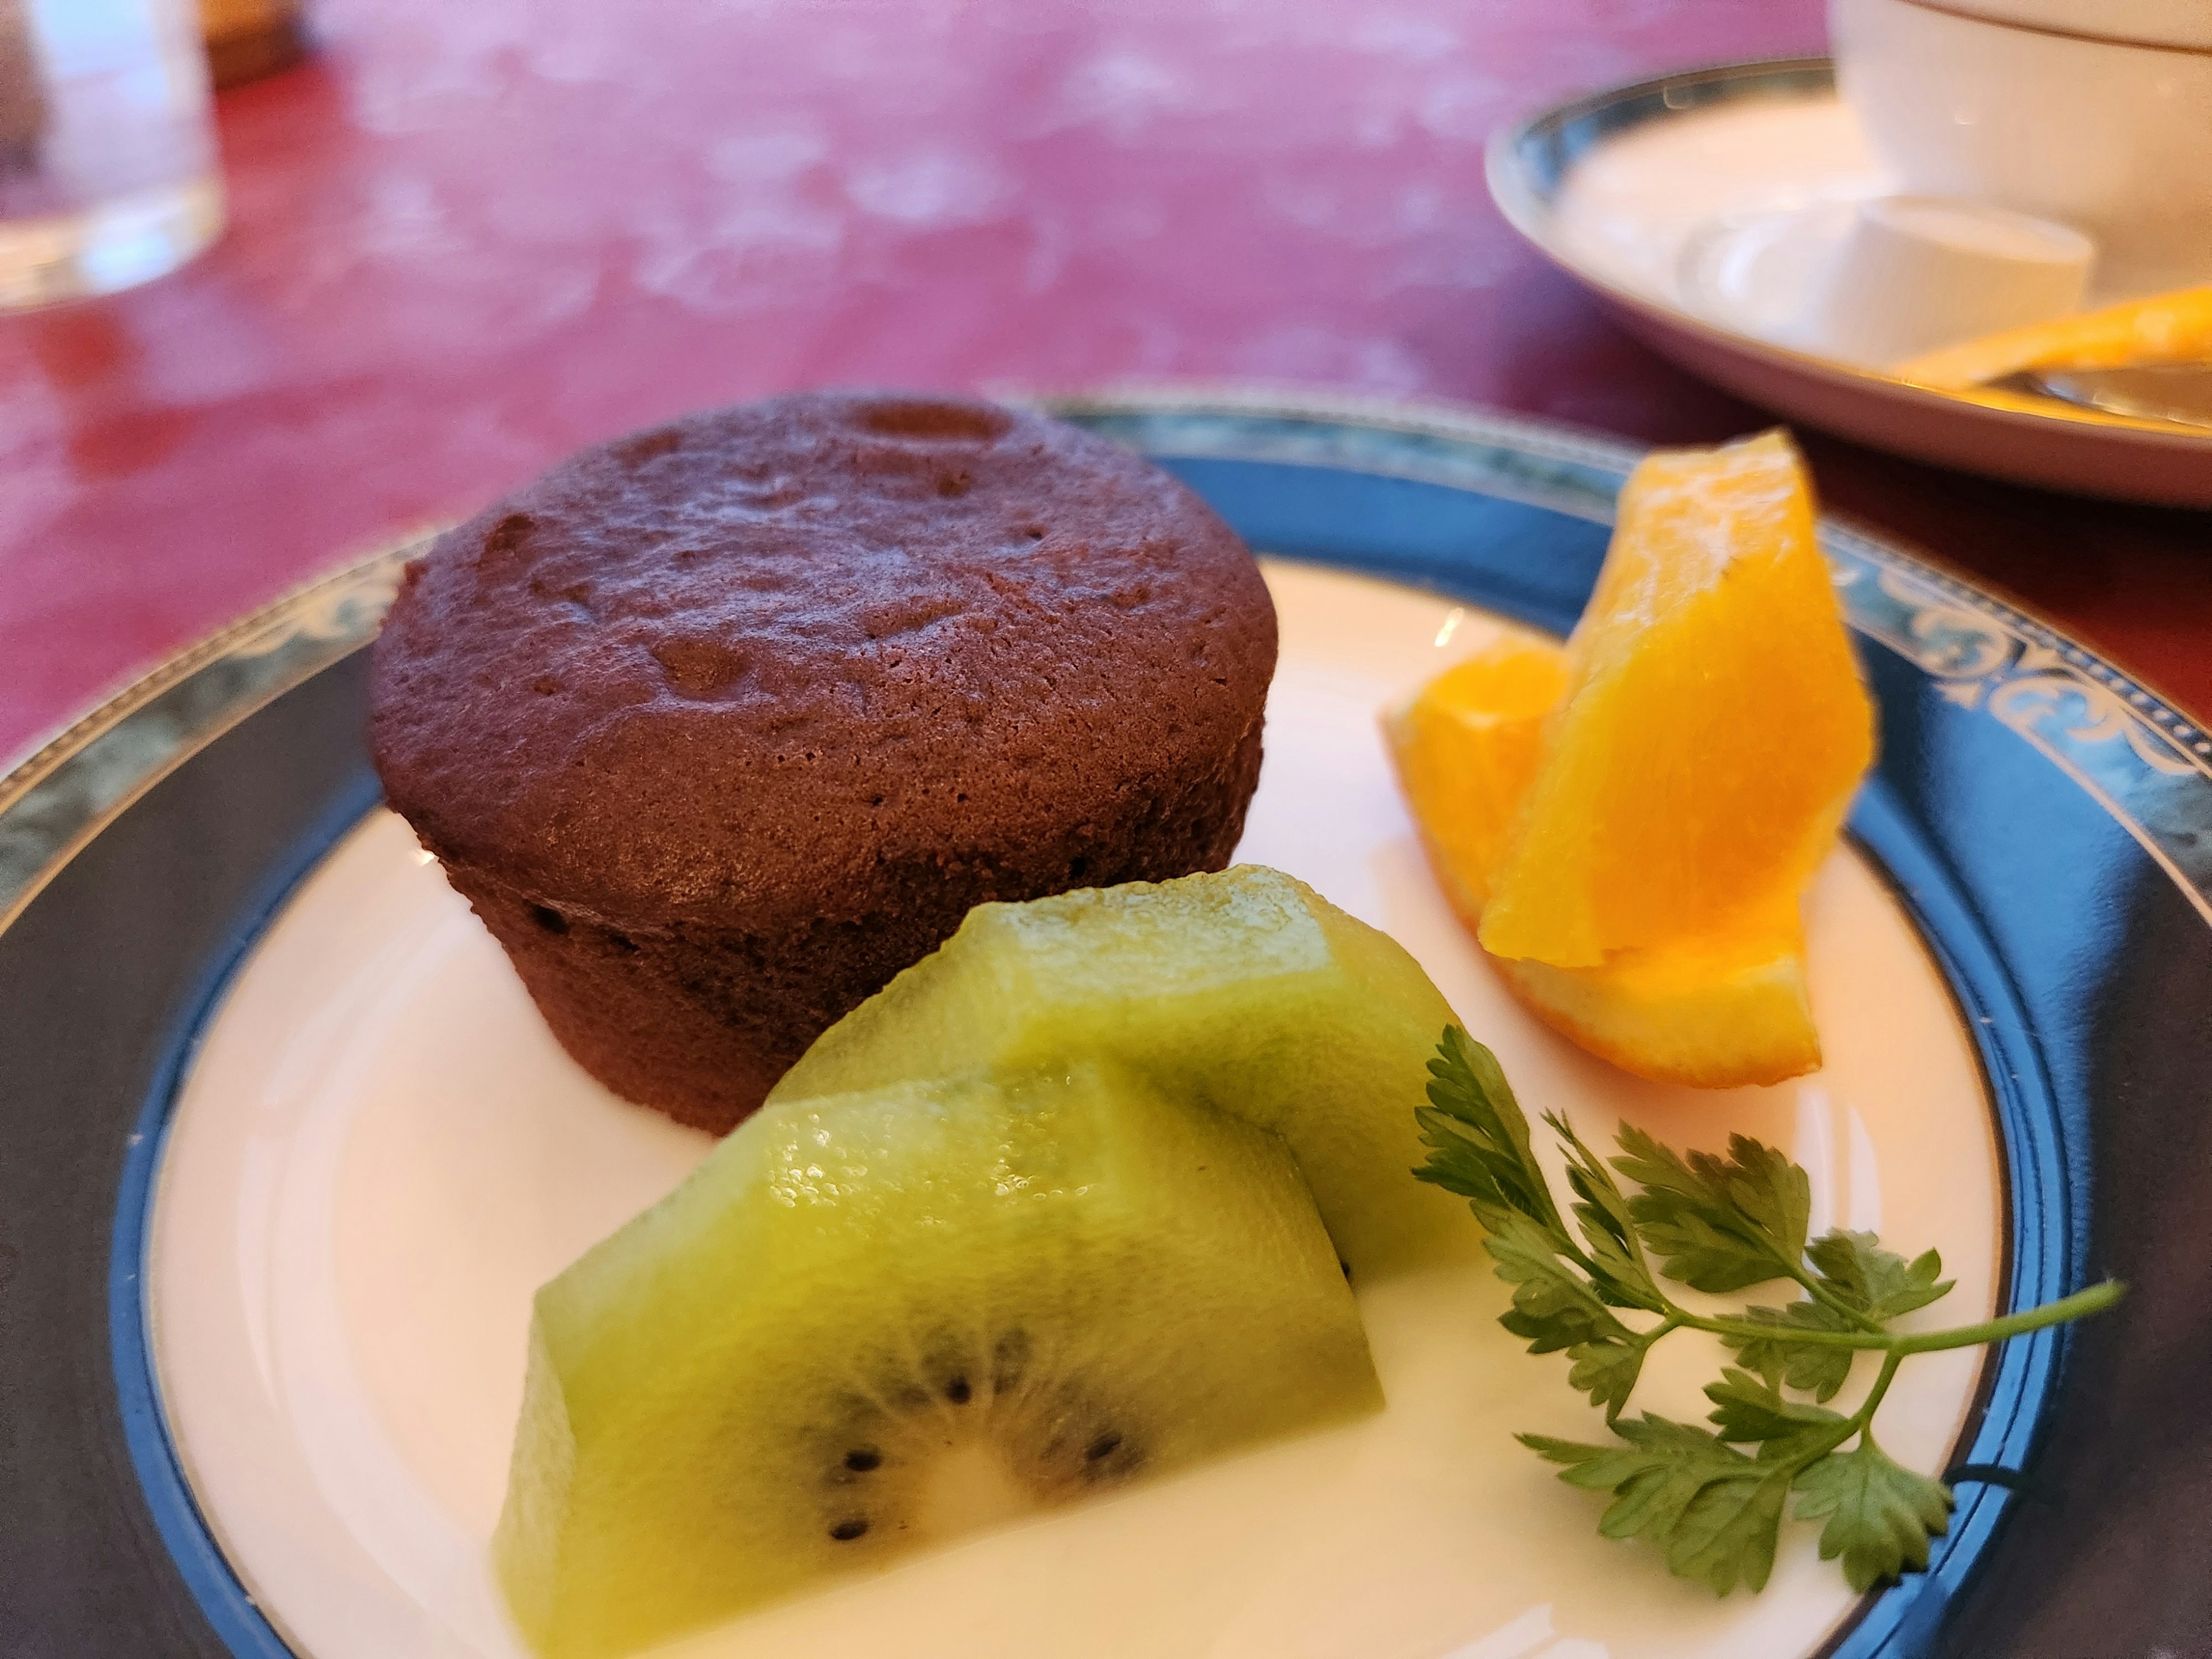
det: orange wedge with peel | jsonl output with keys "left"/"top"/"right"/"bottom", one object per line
{"left": 1479, "top": 430, "right": 1874, "bottom": 971}
{"left": 1384, "top": 632, "right": 1822, "bottom": 1088}
{"left": 1382, "top": 430, "right": 1872, "bottom": 1089}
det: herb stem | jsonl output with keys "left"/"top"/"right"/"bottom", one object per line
{"left": 1853, "top": 1348, "right": 1906, "bottom": 1431}
{"left": 1688, "top": 1279, "right": 2123, "bottom": 1354}
{"left": 1891, "top": 1281, "right": 2124, "bottom": 1355}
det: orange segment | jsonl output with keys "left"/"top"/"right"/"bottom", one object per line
{"left": 1383, "top": 627, "right": 1824, "bottom": 1090}
{"left": 1380, "top": 626, "right": 1569, "bottom": 926}
{"left": 1477, "top": 431, "right": 1874, "bottom": 969}
{"left": 1382, "top": 431, "right": 1867, "bottom": 1090}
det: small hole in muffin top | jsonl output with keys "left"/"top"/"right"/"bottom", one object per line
{"left": 480, "top": 513, "right": 536, "bottom": 566}
{"left": 529, "top": 905, "right": 570, "bottom": 935}
{"left": 851, "top": 399, "right": 1010, "bottom": 442}
{"left": 651, "top": 637, "right": 751, "bottom": 699}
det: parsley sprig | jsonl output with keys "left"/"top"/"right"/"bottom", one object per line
{"left": 1415, "top": 1025, "right": 2121, "bottom": 1597}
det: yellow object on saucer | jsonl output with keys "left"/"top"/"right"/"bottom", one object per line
{"left": 1381, "top": 430, "right": 1874, "bottom": 1089}
{"left": 1896, "top": 283, "right": 2212, "bottom": 391}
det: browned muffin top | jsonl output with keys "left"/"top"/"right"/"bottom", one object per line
{"left": 369, "top": 392, "right": 1277, "bottom": 931}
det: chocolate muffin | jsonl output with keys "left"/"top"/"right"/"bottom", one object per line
{"left": 370, "top": 391, "right": 1277, "bottom": 1132}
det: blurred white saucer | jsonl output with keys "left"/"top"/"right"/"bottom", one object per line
{"left": 1487, "top": 58, "right": 2212, "bottom": 507}
{"left": 1683, "top": 195, "right": 2094, "bottom": 370}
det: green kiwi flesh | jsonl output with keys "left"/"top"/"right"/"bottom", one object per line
{"left": 771, "top": 865, "right": 1473, "bottom": 1277}
{"left": 494, "top": 1062, "right": 1382, "bottom": 1659}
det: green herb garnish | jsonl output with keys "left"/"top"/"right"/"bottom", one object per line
{"left": 1414, "top": 1025, "right": 2120, "bottom": 1597}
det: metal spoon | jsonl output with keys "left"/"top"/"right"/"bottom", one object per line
{"left": 1994, "top": 363, "right": 2212, "bottom": 431}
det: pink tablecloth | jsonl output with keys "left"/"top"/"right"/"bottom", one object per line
{"left": 0, "top": 0, "right": 2203, "bottom": 768}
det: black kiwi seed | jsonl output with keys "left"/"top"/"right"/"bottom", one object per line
{"left": 815, "top": 1331, "right": 1156, "bottom": 1529}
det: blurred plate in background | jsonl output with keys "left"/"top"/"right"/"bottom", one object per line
{"left": 1487, "top": 59, "right": 2212, "bottom": 507}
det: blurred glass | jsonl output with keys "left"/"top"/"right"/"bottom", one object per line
{"left": 0, "top": 0, "right": 222, "bottom": 310}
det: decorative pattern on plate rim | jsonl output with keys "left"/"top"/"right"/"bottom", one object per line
{"left": 1835, "top": 551, "right": 2212, "bottom": 924}
{"left": 0, "top": 538, "right": 423, "bottom": 931}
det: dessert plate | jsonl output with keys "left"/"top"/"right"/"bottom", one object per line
{"left": 1487, "top": 58, "right": 2212, "bottom": 507}
{"left": 2, "top": 390, "right": 2208, "bottom": 1658}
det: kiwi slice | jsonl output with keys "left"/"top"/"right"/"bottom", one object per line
{"left": 771, "top": 865, "right": 1473, "bottom": 1277}
{"left": 494, "top": 1062, "right": 1381, "bottom": 1659}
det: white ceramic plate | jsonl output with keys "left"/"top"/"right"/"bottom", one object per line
{"left": 147, "top": 560, "right": 1998, "bottom": 1659}
{"left": 20, "top": 393, "right": 2201, "bottom": 1658}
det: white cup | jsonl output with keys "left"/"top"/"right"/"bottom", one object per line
{"left": 1829, "top": 0, "right": 2212, "bottom": 297}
